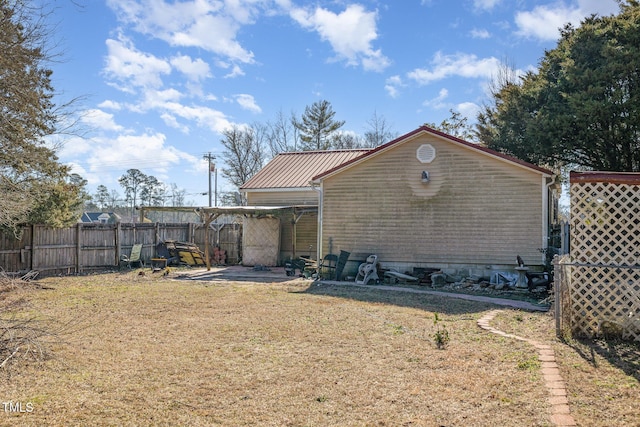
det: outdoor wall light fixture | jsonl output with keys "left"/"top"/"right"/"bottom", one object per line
{"left": 421, "top": 170, "right": 430, "bottom": 183}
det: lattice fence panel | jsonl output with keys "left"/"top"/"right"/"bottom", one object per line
{"left": 570, "top": 182, "right": 640, "bottom": 265}
{"left": 569, "top": 265, "right": 640, "bottom": 341}
{"left": 567, "top": 180, "right": 640, "bottom": 341}
{"left": 242, "top": 216, "right": 280, "bottom": 266}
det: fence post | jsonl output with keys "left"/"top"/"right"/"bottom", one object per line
{"left": 561, "top": 221, "right": 570, "bottom": 255}
{"left": 553, "top": 254, "right": 572, "bottom": 339}
{"left": 553, "top": 255, "right": 562, "bottom": 337}
{"left": 31, "top": 224, "right": 37, "bottom": 271}
{"left": 115, "top": 223, "right": 121, "bottom": 266}
{"left": 154, "top": 222, "right": 160, "bottom": 252}
{"left": 76, "top": 222, "right": 82, "bottom": 274}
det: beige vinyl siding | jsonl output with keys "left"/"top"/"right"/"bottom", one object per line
{"left": 278, "top": 212, "right": 317, "bottom": 262}
{"left": 246, "top": 190, "right": 318, "bottom": 206}
{"left": 321, "top": 133, "right": 545, "bottom": 270}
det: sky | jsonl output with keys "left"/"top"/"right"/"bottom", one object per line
{"left": 49, "top": 0, "right": 621, "bottom": 207}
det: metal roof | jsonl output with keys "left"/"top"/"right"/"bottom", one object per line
{"left": 570, "top": 171, "right": 640, "bottom": 184}
{"left": 240, "top": 149, "right": 370, "bottom": 190}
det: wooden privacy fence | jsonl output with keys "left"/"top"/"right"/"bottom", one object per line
{"left": 0, "top": 222, "right": 241, "bottom": 275}
{"left": 554, "top": 172, "right": 640, "bottom": 342}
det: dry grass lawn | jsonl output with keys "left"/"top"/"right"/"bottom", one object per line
{"left": 0, "top": 271, "right": 638, "bottom": 426}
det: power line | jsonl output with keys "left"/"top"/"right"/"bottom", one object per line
{"left": 66, "top": 150, "right": 219, "bottom": 173}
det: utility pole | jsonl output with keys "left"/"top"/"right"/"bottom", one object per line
{"left": 203, "top": 152, "right": 216, "bottom": 207}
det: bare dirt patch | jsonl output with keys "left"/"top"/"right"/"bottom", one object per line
{"left": 0, "top": 271, "right": 635, "bottom": 426}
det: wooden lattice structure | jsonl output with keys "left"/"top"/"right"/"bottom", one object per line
{"left": 560, "top": 172, "right": 640, "bottom": 341}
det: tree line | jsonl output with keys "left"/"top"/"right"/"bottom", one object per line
{"left": 3, "top": 0, "right": 640, "bottom": 233}
{"left": 219, "top": 101, "right": 398, "bottom": 189}
{"left": 478, "top": 1, "right": 640, "bottom": 173}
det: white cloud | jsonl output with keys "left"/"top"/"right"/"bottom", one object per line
{"left": 98, "top": 100, "right": 123, "bottom": 111}
{"left": 83, "top": 130, "right": 204, "bottom": 184}
{"left": 407, "top": 52, "right": 501, "bottom": 85}
{"left": 234, "top": 94, "right": 262, "bottom": 113}
{"left": 215, "top": 60, "right": 246, "bottom": 78}
{"left": 423, "top": 88, "right": 449, "bottom": 108}
{"left": 103, "top": 36, "right": 171, "bottom": 91}
{"left": 290, "top": 4, "right": 390, "bottom": 72}
{"left": 170, "top": 55, "right": 212, "bottom": 81}
{"left": 57, "top": 135, "right": 92, "bottom": 159}
{"left": 81, "top": 109, "right": 125, "bottom": 132}
{"left": 577, "top": 0, "right": 620, "bottom": 16}
{"left": 67, "top": 162, "right": 93, "bottom": 181}
{"left": 86, "top": 132, "right": 180, "bottom": 177}
{"left": 515, "top": 5, "right": 584, "bottom": 41}
{"left": 470, "top": 28, "right": 490, "bottom": 39}
{"left": 162, "top": 102, "right": 233, "bottom": 134}
{"left": 224, "top": 64, "right": 245, "bottom": 79}
{"left": 141, "top": 88, "right": 184, "bottom": 109}
{"left": 474, "top": 0, "right": 502, "bottom": 10}
{"left": 457, "top": 102, "right": 481, "bottom": 120}
{"left": 385, "top": 75, "right": 404, "bottom": 98}
{"left": 514, "top": 0, "right": 619, "bottom": 41}
{"left": 106, "top": 0, "right": 257, "bottom": 64}
{"left": 160, "top": 112, "right": 190, "bottom": 133}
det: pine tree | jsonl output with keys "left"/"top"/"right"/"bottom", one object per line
{"left": 293, "top": 100, "right": 345, "bottom": 151}
{"left": 0, "top": 0, "right": 84, "bottom": 235}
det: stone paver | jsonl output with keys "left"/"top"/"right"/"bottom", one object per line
{"left": 478, "top": 310, "right": 577, "bottom": 427}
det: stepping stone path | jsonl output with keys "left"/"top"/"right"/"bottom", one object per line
{"left": 477, "top": 310, "right": 577, "bottom": 427}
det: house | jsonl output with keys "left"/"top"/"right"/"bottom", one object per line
{"left": 79, "top": 212, "right": 121, "bottom": 224}
{"left": 241, "top": 126, "right": 558, "bottom": 276}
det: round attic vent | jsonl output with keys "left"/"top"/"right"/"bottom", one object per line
{"left": 417, "top": 144, "right": 436, "bottom": 163}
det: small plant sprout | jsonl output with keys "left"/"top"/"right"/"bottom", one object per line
{"left": 432, "top": 313, "right": 450, "bottom": 350}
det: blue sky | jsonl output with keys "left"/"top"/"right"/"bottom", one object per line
{"left": 50, "top": 0, "right": 620, "bottom": 206}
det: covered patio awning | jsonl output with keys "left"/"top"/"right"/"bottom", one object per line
{"left": 137, "top": 205, "right": 318, "bottom": 269}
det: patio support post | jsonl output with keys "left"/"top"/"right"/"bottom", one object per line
{"left": 202, "top": 211, "right": 221, "bottom": 271}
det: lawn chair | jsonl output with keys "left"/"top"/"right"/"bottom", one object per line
{"left": 335, "top": 250, "right": 350, "bottom": 281}
{"left": 120, "top": 244, "right": 144, "bottom": 269}
{"left": 318, "top": 253, "right": 338, "bottom": 280}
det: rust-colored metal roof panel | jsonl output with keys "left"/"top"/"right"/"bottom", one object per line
{"left": 240, "top": 149, "right": 371, "bottom": 190}
{"left": 570, "top": 171, "right": 640, "bottom": 184}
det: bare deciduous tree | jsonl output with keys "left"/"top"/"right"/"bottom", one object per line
{"left": 363, "top": 110, "right": 397, "bottom": 147}
{"left": 220, "top": 124, "right": 266, "bottom": 202}
{"left": 266, "top": 110, "right": 300, "bottom": 156}
{"left": 331, "top": 132, "right": 365, "bottom": 149}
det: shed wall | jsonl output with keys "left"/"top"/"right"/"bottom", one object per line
{"left": 279, "top": 212, "right": 317, "bottom": 262}
{"left": 321, "top": 133, "right": 546, "bottom": 273}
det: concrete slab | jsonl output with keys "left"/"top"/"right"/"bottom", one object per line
{"left": 174, "top": 265, "right": 309, "bottom": 283}
{"left": 329, "top": 282, "right": 550, "bottom": 312}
